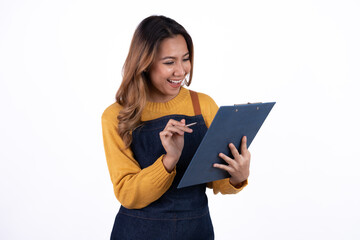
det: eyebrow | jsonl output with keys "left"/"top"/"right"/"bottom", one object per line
{"left": 160, "top": 52, "right": 190, "bottom": 60}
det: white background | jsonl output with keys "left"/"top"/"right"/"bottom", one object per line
{"left": 1, "top": 0, "right": 359, "bottom": 239}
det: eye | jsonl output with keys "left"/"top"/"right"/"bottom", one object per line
{"left": 183, "top": 58, "right": 190, "bottom": 62}
{"left": 163, "top": 61, "right": 174, "bottom": 65}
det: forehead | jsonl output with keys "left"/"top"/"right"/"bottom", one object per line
{"left": 157, "top": 35, "right": 189, "bottom": 57}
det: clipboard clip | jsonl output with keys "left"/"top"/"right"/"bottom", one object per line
{"left": 234, "top": 102, "right": 262, "bottom": 106}
{"left": 234, "top": 102, "right": 262, "bottom": 112}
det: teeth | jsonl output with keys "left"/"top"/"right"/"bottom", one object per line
{"left": 168, "top": 79, "right": 183, "bottom": 84}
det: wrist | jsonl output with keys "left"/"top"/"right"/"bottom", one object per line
{"left": 162, "top": 154, "right": 178, "bottom": 173}
{"left": 229, "top": 178, "right": 246, "bottom": 188}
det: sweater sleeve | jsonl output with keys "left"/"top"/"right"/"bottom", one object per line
{"left": 197, "top": 93, "right": 248, "bottom": 195}
{"left": 101, "top": 105, "right": 176, "bottom": 209}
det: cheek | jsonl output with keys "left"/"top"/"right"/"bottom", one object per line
{"left": 159, "top": 68, "right": 174, "bottom": 79}
{"left": 185, "top": 62, "right": 192, "bottom": 73}
{"left": 149, "top": 66, "right": 171, "bottom": 82}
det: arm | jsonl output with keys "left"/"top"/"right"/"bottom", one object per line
{"left": 101, "top": 107, "right": 176, "bottom": 209}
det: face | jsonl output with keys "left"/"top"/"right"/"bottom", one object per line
{"left": 147, "top": 34, "right": 191, "bottom": 102}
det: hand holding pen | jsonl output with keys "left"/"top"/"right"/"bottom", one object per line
{"left": 160, "top": 119, "right": 197, "bottom": 172}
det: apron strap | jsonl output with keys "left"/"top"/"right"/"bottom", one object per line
{"left": 189, "top": 90, "right": 201, "bottom": 115}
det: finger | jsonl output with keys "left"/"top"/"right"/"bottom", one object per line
{"left": 176, "top": 125, "right": 193, "bottom": 133}
{"left": 164, "top": 126, "right": 186, "bottom": 135}
{"left": 213, "top": 163, "right": 233, "bottom": 173}
{"left": 240, "top": 136, "right": 248, "bottom": 155}
{"left": 218, "top": 152, "right": 236, "bottom": 166}
{"left": 229, "top": 143, "right": 241, "bottom": 160}
{"left": 166, "top": 121, "right": 193, "bottom": 133}
{"left": 166, "top": 119, "right": 185, "bottom": 128}
{"left": 159, "top": 131, "right": 173, "bottom": 138}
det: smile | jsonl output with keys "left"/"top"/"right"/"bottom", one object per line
{"left": 167, "top": 79, "right": 184, "bottom": 84}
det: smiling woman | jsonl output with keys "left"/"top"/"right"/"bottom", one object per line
{"left": 101, "top": 15, "right": 250, "bottom": 240}
{"left": 114, "top": 16, "right": 194, "bottom": 149}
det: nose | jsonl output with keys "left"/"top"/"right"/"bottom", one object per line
{"left": 173, "top": 62, "right": 186, "bottom": 77}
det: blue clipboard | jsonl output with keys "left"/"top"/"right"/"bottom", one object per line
{"left": 177, "top": 102, "right": 276, "bottom": 189}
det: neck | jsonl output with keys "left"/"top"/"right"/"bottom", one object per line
{"left": 147, "top": 87, "right": 181, "bottom": 103}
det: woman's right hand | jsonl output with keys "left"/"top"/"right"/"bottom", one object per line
{"left": 159, "top": 119, "right": 193, "bottom": 172}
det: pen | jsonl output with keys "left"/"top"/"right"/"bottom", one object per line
{"left": 185, "top": 122, "right": 197, "bottom": 127}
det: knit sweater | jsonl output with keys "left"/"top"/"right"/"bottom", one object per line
{"left": 101, "top": 87, "right": 248, "bottom": 209}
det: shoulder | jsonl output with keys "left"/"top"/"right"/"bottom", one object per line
{"left": 196, "top": 91, "right": 218, "bottom": 110}
{"left": 101, "top": 102, "right": 123, "bottom": 124}
{"left": 191, "top": 90, "right": 219, "bottom": 127}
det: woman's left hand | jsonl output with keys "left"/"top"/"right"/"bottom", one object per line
{"left": 213, "top": 136, "right": 251, "bottom": 186}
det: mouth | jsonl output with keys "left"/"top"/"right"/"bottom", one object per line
{"left": 167, "top": 78, "right": 184, "bottom": 88}
{"left": 167, "top": 79, "right": 184, "bottom": 84}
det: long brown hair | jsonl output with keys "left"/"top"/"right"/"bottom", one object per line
{"left": 116, "top": 15, "right": 194, "bottom": 148}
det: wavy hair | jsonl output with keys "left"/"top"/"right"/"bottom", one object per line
{"left": 116, "top": 15, "right": 194, "bottom": 148}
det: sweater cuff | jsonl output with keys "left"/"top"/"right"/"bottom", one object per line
{"left": 224, "top": 178, "right": 249, "bottom": 194}
{"left": 149, "top": 155, "right": 176, "bottom": 189}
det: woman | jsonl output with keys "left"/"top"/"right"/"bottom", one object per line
{"left": 102, "top": 15, "right": 250, "bottom": 240}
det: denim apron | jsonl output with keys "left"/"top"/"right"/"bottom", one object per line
{"left": 110, "top": 91, "right": 214, "bottom": 240}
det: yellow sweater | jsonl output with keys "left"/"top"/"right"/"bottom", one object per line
{"left": 101, "top": 87, "right": 248, "bottom": 209}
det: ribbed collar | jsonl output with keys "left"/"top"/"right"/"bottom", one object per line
{"left": 144, "top": 87, "right": 189, "bottom": 114}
